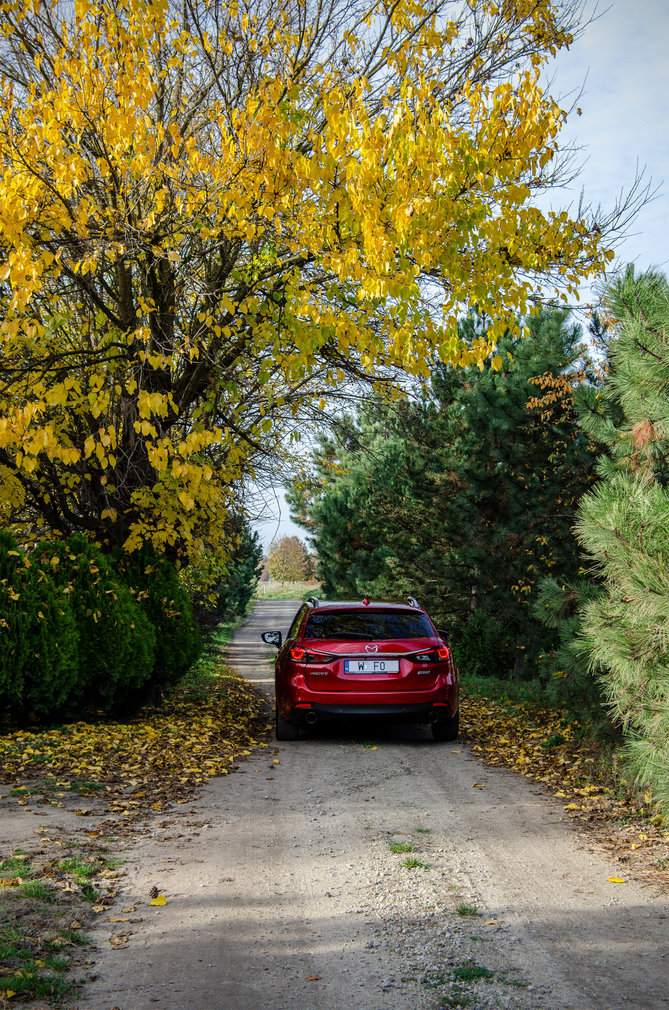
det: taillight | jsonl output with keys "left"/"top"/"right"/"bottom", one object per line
{"left": 290, "top": 648, "right": 326, "bottom": 664}
{"left": 414, "top": 647, "right": 450, "bottom": 662}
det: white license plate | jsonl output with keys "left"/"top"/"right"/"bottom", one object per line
{"left": 344, "top": 659, "right": 399, "bottom": 674}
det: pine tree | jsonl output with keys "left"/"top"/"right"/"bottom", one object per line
{"left": 574, "top": 268, "right": 669, "bottom": 812}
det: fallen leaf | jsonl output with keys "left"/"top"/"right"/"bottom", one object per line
{"left": 607, "top": 876, "right": 626, "bottom": 884}
{"left": 472, "top": 783, "right": 486, "bottom": 789}
{"left": 563, "top": 803, "right": 580, "bottom": 811}
{"left": 484, "top": 919, "right": 502, "bottom": 925}
{"left": 306, "top": 976, "right": 322, "bottom": 981}
{"left": 107, "top": 916, "right": 132, "bottom": 923}
{"left": 149, "top": 894, "right": 166, "bottom": 906}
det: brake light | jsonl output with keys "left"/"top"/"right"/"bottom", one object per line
{"left": 414, "top": 646, "right": 450, "bottom": 662}
{"left": 290, "top": 648, "right": 327, "bottom": 664}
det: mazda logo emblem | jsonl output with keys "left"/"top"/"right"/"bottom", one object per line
{"left": 365, "top": 644, "right": 379, "bottom": 653}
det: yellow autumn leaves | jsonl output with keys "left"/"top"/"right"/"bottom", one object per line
{"left": 0, "top": 0, "right": 615, "bottom": 561}
{"left": 0, "top": 672, "right": 270, "bottom": 817}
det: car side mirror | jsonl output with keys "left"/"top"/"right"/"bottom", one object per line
{"left": 262, "top": 631, "right": 282, "bottom": 649}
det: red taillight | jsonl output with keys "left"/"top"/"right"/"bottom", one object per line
{"left": 415, "top": 646, "right": 450, "bottom": 663}
{"left": 290, "top": 648, "right": 326, "bottom": 664}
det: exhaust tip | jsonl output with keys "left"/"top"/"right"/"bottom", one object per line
{"left": 305, "top": 710, "right": 318, "bottom": 725}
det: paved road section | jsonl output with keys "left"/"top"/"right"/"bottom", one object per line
{"left": 80, "top": 600, "right": 668, "bottom": 1010}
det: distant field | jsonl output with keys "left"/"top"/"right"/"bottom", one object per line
{"left": 255, "top": 580, "right": 322, "bottom": 600}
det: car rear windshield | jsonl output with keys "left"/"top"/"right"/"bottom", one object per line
{"left": 303, "top": 610, "right": 434, "bottom": 641}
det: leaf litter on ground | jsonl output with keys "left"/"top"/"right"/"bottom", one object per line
{"left": 461, "top": 691, "right": 668, "bottom": 892}
{"left": 0, "top": 667, "right": 271, "bottom": 1004}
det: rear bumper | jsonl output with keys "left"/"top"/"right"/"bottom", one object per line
{"left": 283, "top": 696, "right": 458, "bottom": 726}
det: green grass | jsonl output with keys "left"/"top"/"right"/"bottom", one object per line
{"left": 414, "top": 826, "right": 431, "bottom": 833}
{"left": 388, "top": 840, "right": 413, "bottom": 854}
{"left": 456, "top": 903, "right": 479, "bottom": 917}
{"left": 59, "top": 857, "right": 99, "bottom": 879}
{"left": 255, "top": 580, "right": 321, "bottom": 600}
{"left": 1, "top": 968, "right": 74, "bottom": 1002}
{"left": 452, "top": 961, "right": 494, "bottom": 983}
{"left": 461, "top": 672, "right": 548, "bottom": 707}
{"left": 0, "top": 854, "right": 31, "bottom": 877}
{"left": 180, "top": 609, "right": 257, "bottom": 694}
{"left": 402, "top": 856, "right": 429, "bottom": 869}
{"left": 21, "top": 881, "right": 55, "bottom": 903}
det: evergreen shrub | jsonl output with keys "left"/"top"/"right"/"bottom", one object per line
{"left": 0, "top": 532, "right": 79, "bottom": 717}
{"left": 114, "top": 548, "right": 201, "bottom": 691}
{"left": 33, "top": 536, "right": 155, "bottom": 712}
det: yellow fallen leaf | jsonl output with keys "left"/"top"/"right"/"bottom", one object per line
{"left": 607, "top": 876, "right": 626, "bottom": 884}
{"left": 563, "top": 803, "right": 580, "bottom": 811}
{"left": 3, "top": 990, "right": 17, "bottom": 999}
{"left": 107, "top": 915, "right": 132, "bottom": 922}
{"left": 272, "top": 759, "right": 280, "bottom": 765}
{"left": 149, "top": 894, "right": 166, "bottom": 906}
{"left": 472, "top": 783, "right": 486, "bottom": 788}
{"left": 451, "top": 749, "right": 462, "bottom": 753}
{"left": 484, "top": 919, "right": 502, "bottom": 925}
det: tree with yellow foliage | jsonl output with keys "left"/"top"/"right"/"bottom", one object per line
{"left": 0, "top": 0, "right": 640, "bottom": 562}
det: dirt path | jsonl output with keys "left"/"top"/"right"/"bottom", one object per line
{"left": 79, "top": 600, "right": 668, "bottom": 1010}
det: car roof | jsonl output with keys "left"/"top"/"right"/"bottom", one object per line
{"left": 304, "top": 600, "right": 427, "bottom": 613}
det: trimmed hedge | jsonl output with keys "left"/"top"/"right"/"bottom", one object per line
{"left": 0, "top": 535, "right": 200, "bottom": 722}
{"left": 113, "top": 548, "right": 201, "bottom": 690}
{"left": 33, "top": 537, "right": 156, "bottom": 713}
{"left": 0, "top": 531, "right": 80, "bottom": 717}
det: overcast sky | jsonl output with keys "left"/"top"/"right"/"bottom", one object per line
{"left": 252, "top": 0, "right": 669, "bottom": 552}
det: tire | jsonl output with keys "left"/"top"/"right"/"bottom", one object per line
{"left": 432, "top": 710, "right": 459, "bottom": 742}
{"left": 275, "top": 707, "right": 299, "bottom": 741}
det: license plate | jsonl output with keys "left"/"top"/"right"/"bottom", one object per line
{"left": 344, "top": 659, "right": 399, "bottom": 674}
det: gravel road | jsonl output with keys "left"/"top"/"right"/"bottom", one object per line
{"left": 81, "top": 599, "right": 668, "bottom": 1010}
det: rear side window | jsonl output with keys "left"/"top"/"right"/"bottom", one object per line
{"left": 287, "top": 605, "right": 306, "bottom": 640}
{"left": 304, "top": 610, "right": 434, "bottom": 641}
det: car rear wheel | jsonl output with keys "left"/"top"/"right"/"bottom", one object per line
{"left": 275, "top": 708, "right": 299, "bottom": 741}
{"left": 432, "top": 711, "right": 459, "bottom": 741}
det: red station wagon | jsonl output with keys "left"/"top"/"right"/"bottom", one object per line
{"left": 262, "top": 596, "right": 459, "bottom": 741}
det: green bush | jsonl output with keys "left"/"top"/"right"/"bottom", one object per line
{"left": 0, "top": 532, "right": 79, "bottom": 718}
{"left": 33, "top": 536, "right": 155, "bottom": 713}
{"left": 114, "top": 548, "right": 200, "bottom": 691}
{"left": 450, "top": 609, "right": 516, "bottom": 679}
